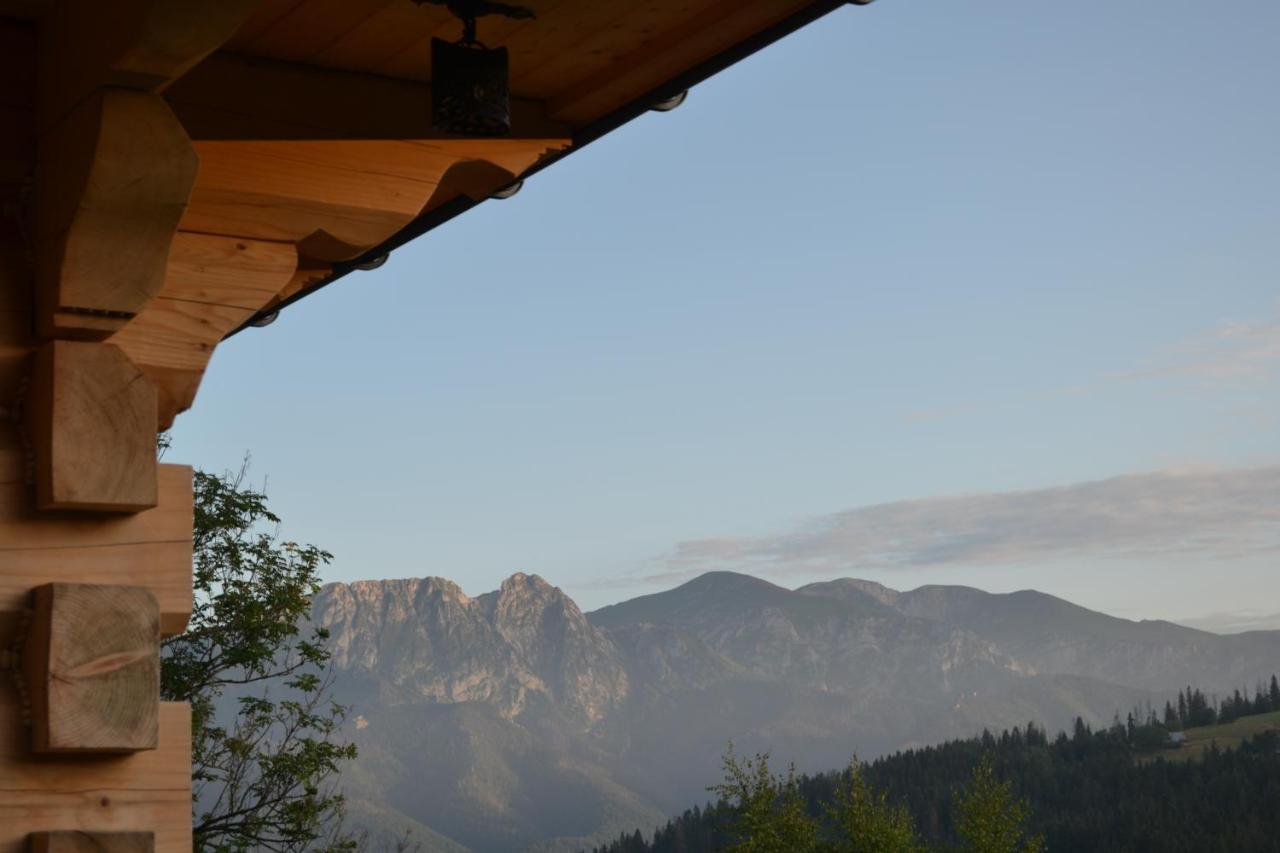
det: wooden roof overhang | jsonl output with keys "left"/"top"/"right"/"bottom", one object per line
{"left": 0, "top": 2, "right": 866, "bottom": 849}
{"left": 3, "top": 0, "right": 865, "bottom": 430}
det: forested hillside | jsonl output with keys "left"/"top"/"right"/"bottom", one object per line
{"left": 589, "top": 712, "right": 1280, "bottom": 853}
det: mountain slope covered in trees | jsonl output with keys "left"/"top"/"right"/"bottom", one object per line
{"left": 590, "top": 712, "right": 1280, "bottom": 853}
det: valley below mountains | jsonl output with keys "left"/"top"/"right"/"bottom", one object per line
{"left": 310, "top": 571, "right": 1280, "bottom": 852}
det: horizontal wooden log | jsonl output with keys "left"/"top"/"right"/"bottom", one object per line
{"left": 30, "top": 832, "right": 154, "bottom": 853}
{"left": 110, "top": 232, "right": 298, "bottom": 428}
{"left": 0, "top": 702, "right": 190, "bottom": 853}
{"left": 112, "top": 299, "right": 253, "bottom": 373}
{"left": 26, "top": 341, "right": 157, "bottom": 512}
{"left": 0, "top": 463, "right": 193, "bottom": 636}
{"left": 182, "top": 137, "right": 567, "bottom": 260}
{"left": 23, "top": 583, "right": 160, "bottom": 753}
{"left": 168, "top": 51, "right": 571, "bottom": 141}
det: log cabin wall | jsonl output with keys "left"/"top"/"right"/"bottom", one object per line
{"left": 0, "top": 14, "right": 190, "bottom": 851}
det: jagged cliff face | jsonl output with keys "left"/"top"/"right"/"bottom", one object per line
{"left": 313, "top": 573, "right": 628, "bottom": 725}
{"left": 313, "top": 571, "right": 1280, "bottom": 853}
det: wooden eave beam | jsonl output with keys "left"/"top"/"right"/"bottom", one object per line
{"left": 548, "top": 0, "right": 820, "bottom": 123}
{"left": 166, "top": 51, "right": 573, "bottom": 142}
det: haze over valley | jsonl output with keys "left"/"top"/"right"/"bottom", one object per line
{"left": 311, "top": 570, "right": 1280, "bottom": 852}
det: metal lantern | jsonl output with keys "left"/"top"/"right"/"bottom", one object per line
{"left": 432, "top": 36, "right": 511, "bottom": 136}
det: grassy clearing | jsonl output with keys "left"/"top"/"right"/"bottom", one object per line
{"left": 1148, "top": 710, "right": 1280, "bottom": 762}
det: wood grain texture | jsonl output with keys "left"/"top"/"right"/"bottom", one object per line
{"left": 27, "top": 341, "right": 157, "bottom": 512}
{"left": 23, "top": 583, "right": 160, "bottom": 753}
{"left": 182, "top": 138, "right": 566, "bottom": 259}
{"left": 549, "top": 0, "right": 814, "bottom": 123}
{"left": 34, "top": 90, "right": 198, "bottom": 340}
{"left": 0, "top": 459, "right": 193, "bottom": 636}
{"left": 30, "top": 832, "right": 154, "bottom": 853}
{"left": 227, "top": 0, "right": 399, "bottom": 65}
{"left": 110, "top": 233, "right": 297, "bottom": 428}
{"left": 0, "top": 701, "right": 190, "bottom": 853}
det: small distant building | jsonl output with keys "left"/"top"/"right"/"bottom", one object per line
{"left": 1168, "top": 731, "right": 1187, "bottom": 747}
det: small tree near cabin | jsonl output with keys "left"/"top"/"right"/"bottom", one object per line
{"left": 161, "top": 464, "right": 358, "bottom": 852}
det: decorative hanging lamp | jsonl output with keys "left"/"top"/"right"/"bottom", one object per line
{"left": 414, "top": 0, "right": 535, "bottom": 136}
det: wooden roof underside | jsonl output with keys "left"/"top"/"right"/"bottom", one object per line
{"left": 0, "top": 0, "right": 852, "bottom": 430}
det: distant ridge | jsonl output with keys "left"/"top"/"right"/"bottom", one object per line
{"left": 312, "top": 571, "right": 1280, "bottom": 852}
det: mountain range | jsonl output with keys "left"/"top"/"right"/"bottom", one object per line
{"left": 310, "top": 571, "right": 1280, "bottom": 852}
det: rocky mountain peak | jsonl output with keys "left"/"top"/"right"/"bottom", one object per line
{"left": 315, "top": 573, "right": 628, "bottom": 726}
{"left": 499, "top": 571, "right": 551, "bottom": 592}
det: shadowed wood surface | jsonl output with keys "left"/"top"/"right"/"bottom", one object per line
{"left": 167, "top": 51, "right": 571, "bottom": 141}
{"left": 37, "top": 0, "right": 263, "bottom": 129}
{"left": 30, "top": 832, "right": 154, "bottom": 853}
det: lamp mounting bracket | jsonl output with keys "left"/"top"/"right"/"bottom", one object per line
{"left": 412, "top": 0, "right": 535, "bottom": 45}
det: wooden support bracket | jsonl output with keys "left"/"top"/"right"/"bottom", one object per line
{"left": 22, "top": 583, "right": 160, "bottom": 754}
{"left": 27, "top": 340, "right": 158, "bottom": 512}
{"left": 34, "top": 89, "right": 198, "bottom": 341}
{"left": 30, "top": 833, "right": 154, "bottom": 853}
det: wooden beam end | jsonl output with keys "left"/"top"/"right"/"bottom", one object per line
{"left": 28, "top": 340, "right": 159, "bottom": 512}
{"left": 23, "top": 583, "right": 161, "bottom": 754}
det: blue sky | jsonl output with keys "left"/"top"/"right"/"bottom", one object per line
{"left": 171, "top": 0, "right": 1280, "bottom": 625}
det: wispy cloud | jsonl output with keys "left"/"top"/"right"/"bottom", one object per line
{"left": 1175, "top": 610, "right": 1280, "bottom": 635}
{"left": 902, "top": 311, "right": 1280, "bottom": 425}
{"left": 664, "top": 466, "right": 1280, "bottom": 577}
{"left": 1115, "top": 315, "right": 1280, "bottom": 387}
